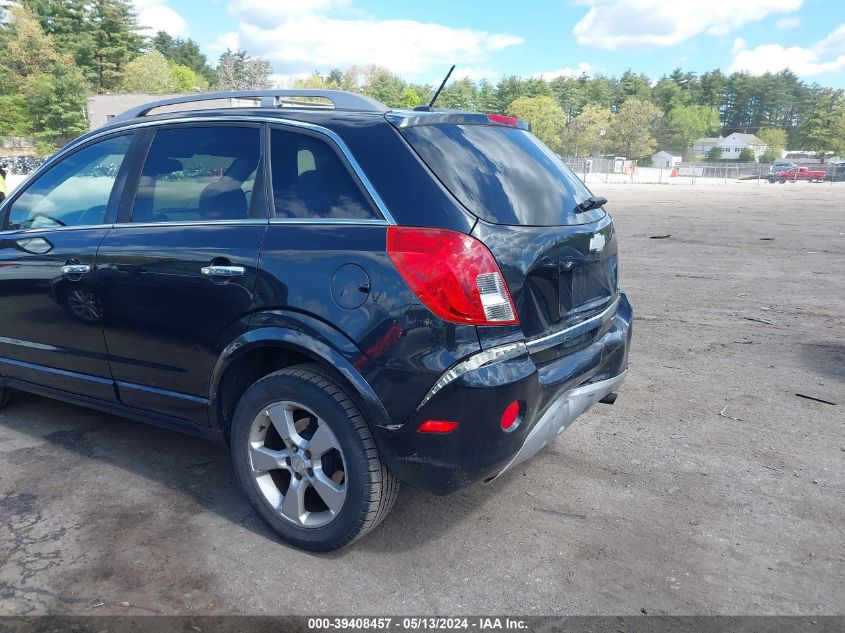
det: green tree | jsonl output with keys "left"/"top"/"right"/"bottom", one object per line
{"left": 1, "top": 5, "right": 64, "bottom": 86}
{"left": 506, "top": 95, "right": 565, "bottom": 151}
{"left": 562, "top": 103, "right": 612, "bottom": 156}
{"left": 438, "top": 77, "right": 477, "bottom": 110}
{"left": 607, "top": 98, "right": 661, "bottom": 158}
{"left": 400, "top": 87, "right": 421, "bottom": 109}
{"left": 738, "top": 147, "right": 756, "bottom": 162}
{"left": 360, "top": 65, "right": 406, "bottom": 107}
{"left": 24, "top": 61, "right": 88, "bottom": 144}
{"left": 666, "top": 104, "right": 720, "bottom": 157}
{"left": 706, "top": 145, "right": 723, "bottom": 161}
{"left": 585, "top": 75, "right": 615, "bottom": 109}
{"left": 151, "top": 31, "right": 213, "bottom": 83}
{"left": 0, "top": 93, "right": 34, "bottom": 136}
{"left": 168, "top": 61, "right": 208, "bottom": 92}
{"left": 549, "top": 74, "right": 589, "bottom": 118}
{"left": 20, "top": 0, "right": 94, "bottom": 82}
{"left": 0, "top": 5, "right": 87, "bottom": 146}
{"left": 652, "top": 77, "right": 689, "bottom": 112}
{"left": 119, "top": 51, "right": 175, "bottom": 93}
{"left": 494, "top": 76, "right": 524, "bottom": 113}
{"left": 757, "top": 128, "right": 788, "bottom": 162}
{"left": 797, "top": 88, "right": 845, "bottom": 160}
{"left": 88, "top": 0, "right": 143, "bottom": 91}
{"left": 616, "top": 70, "right": 651, "bottom": 107}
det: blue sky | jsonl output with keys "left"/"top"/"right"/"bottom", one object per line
{"left": 133, "top": 0, "right": 845, "bottom": 87}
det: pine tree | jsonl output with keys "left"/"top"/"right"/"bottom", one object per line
{"left": 88, "top": 0, "right": 142, "bottom": 92}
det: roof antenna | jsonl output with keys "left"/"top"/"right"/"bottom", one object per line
{"left": 429, "top": 65, "right": 456, "bottom": 108}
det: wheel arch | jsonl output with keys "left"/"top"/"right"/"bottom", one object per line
{"left": 209, "top": 319, "right": 391, "bottom": 441}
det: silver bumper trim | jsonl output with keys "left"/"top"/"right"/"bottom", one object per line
{"left": 415, "top": 341, "right": 528, "bottom": 411}
{"left": 526, "top": 295, "right": 620, "bottom": 354}
{"left": 487, "top": 370, "right": 627, "bottom": 482}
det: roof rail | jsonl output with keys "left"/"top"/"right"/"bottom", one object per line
{"left": 111, "top": 89, "right": 389, "bottom": 123}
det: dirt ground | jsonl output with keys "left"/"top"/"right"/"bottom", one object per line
{"left": 0, "top": 182, "right": 842, "bottom": 616}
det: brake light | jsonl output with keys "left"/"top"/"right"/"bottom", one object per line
{"left": 487, "top": 114, "right": 521, "bottom": 126}
{"left": 387, "top": 226, "right": 519, "bottom": 326}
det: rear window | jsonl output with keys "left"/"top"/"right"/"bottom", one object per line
{"left": 400, "top": 124, "right": 598, "bottom": 226}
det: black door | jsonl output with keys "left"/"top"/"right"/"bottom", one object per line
{"left": 0, "top": 134, "right": 135, "bottom": 401}
{"left": 97, "top": 124, "right": 268, "bottom": 424}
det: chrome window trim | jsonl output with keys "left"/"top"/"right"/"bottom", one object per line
{"left": 0, "top": 223, "right": 114, "bottom": 236}
{"left": 525, "top": 295, "right": 620, "bottom": 354}
{"left": 110, "top": 219, "right": 270, "bottom": 229}
{"left": 268, "top": 218, "right": 388, "bottom": 226}
{"left": 21, "top": 115, "right": 397, "bottom": 227}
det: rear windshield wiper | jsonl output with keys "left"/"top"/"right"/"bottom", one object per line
{"left": 574, "top": 196, "right": 607, "bottom": 214}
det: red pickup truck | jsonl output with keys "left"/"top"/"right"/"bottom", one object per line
{"left": 768, "top": 167, "right": 826, "bottom": 183}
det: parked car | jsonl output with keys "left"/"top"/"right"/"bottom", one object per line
{"left": 767, "top": 166, "right": 826, "bottom": 183}
{"left": 0, "top": 90, "right": 632, "bottom": 551}
{"left": 767, "top": 161, "right": 796, "bottom": 174}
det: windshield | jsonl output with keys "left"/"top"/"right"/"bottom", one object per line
{"left": 399, "top": 123, "right": 603, "bottom": 226}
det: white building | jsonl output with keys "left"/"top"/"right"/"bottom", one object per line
{"left": 651, "top": 151, "right": 682, "bottom": 168}
{"left": 692, "top": 133, "right": 768, "bottom": 160}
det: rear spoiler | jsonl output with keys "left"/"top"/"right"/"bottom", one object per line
{"left": 385, "top": 110, "right": 530, "bottom": 131}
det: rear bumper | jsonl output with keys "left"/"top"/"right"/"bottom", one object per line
{"left": 373, "top": 292, "right": 633, "bottom": 494}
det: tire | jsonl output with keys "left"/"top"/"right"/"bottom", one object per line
{"left": 778, "top": 177, "right": 786, "bottom": 183}
{"left": 0, "top": 386, "right": 9, "bottom": 410}
{"left": 230, "top": 363, "right": 399, "bottom": 551}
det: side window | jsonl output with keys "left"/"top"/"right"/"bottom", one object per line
{"left": 5, "top": 134, "right": 133, "bottom": 231}
{"left": 271, "top": 128, "right": 379, "bottom": 220}
{"left": 132, "top": 126, "right": 261, "bottom": 224}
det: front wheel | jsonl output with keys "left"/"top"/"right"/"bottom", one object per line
{"left": 230, "top": 364, "right": 398, "bottom": 551}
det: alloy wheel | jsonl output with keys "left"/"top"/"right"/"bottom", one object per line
{"left": 248, "top": 400, "right": 347, "bottom": 528}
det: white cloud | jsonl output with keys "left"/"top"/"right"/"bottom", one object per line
{"left": 134, "top": 0, "right": 188, "bottom": 37}
{"left": 572, "top": 0, "right": 804, "bottom": 49}
{"left": 451, "top": 66, "right": 501, "bottom": 81}
{"left": 732, "top": 38, "right": 747, "bottom": 55}
{"left": 815, "top": 23, "right": 845, "bottom": 55}
{"left": 728, "top": 26, "right": 845, "bottom": 76}
{"left": 223, "top": 1, "right": 522, "bottom": 79}
{"left": 776, "top": 16, "right": 800, "bottom": 29}
{"left": 205, "top": 31, "right": 241, "bottom": 57}
{"left": 533, "top": 62, "right": 598, "bottom": 80}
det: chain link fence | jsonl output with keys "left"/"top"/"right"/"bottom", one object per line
{"left": 560, "top": 156, "right": 845, "bottom": 185}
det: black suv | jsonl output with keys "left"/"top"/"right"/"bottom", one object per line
{"left": 0, "top": 90, "right": 632, "bottom": 551}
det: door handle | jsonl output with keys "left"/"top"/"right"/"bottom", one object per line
{"left": 201, "top": 265, "right": 245, "bottom": 277}
{"left": 61, "top": 264, "right": 91, "bottom": 275}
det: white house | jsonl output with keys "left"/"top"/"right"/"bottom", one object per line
{"left": 651, "top": 151, "right": 682, "bottom": 168}
{"left": 691, "top": 137, "right": 720, "bottom": 156}
{"left": 692, "top": 133, "right": 768, "bottom": 160}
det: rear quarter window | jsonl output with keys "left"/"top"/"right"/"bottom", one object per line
{"left": 400, "top": 124, "right": 601, "bottom": 226}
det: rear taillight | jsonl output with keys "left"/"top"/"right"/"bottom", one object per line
{"left": 387, "top": 226, "right": 519, "bottom": 326}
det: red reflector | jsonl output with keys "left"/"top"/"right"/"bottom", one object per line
{"left": 500, "top": 401, "right": 520, "bottom": 431}
{"left": 418, "top": 420, "right": 459, "bottom": 433}
{"left": 387, "top": 226, "right": 519, "bottom": 326}
{"left": 487, "top": 114, "right": 521, "bottom": 126}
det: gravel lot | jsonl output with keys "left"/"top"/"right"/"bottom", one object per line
{"left": 0, "top": 182, "right": 842, "bottom": 616}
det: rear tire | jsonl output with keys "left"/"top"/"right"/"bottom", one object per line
{"left": 0, "top": 386, "right": 9, "bottom": 410}
{"left": 230, "top": 363, "right": 398, "bottom": 551}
